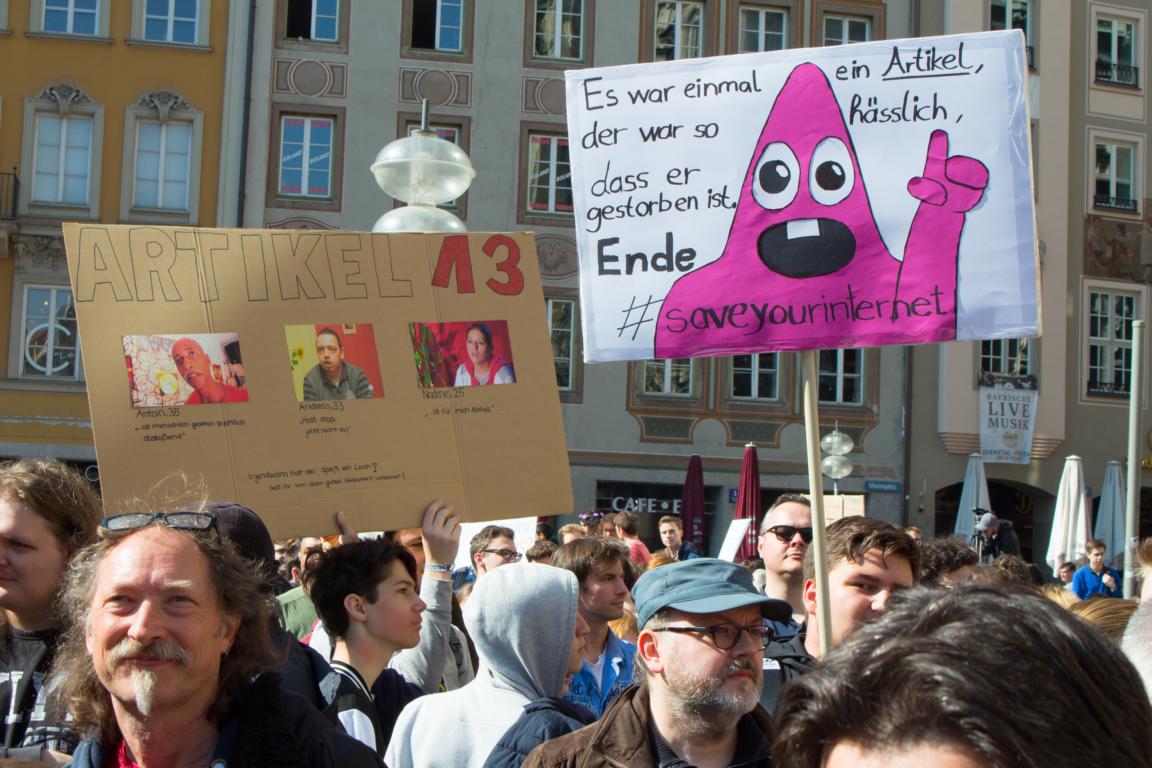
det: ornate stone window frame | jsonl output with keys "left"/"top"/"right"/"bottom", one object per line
{"left": 119, "top": 90, "right": 204, "bottom": 224}
{"left": 19, "top": 83, "right": 104, "bottom": 222}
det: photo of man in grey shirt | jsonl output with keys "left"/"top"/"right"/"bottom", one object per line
{"left": 302, "top": 327, "right": 374, "bottom": 400}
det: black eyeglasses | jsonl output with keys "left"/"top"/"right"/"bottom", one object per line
{"left": 653, "top": 623, "right": 773, "bottom": 651}
{"left": 481, "top": 548, "right": 522, "bottom": 562}
{"left": 762, "top": 525, "right": 813, "bottom": 544}
{"left": 100, "top": 512, "right": 216, "bottom": 533}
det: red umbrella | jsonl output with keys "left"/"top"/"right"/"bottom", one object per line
{"left": 734, "top": 443, "right": 761, "bottom": 562}
{"left": 680, "top": 454, "right": 706, "bottom": 553}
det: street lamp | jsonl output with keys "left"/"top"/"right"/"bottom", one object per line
{"left": 370, "top": 101, "right": 476, "bottom": 233}
{"left": 820, "top": 424, "right": 854, "bottom": 495}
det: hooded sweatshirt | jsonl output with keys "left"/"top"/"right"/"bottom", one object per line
{"left": 384, "top": 563, "right": 578, "bottom": 768}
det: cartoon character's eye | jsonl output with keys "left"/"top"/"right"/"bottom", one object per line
{"left": 751, "top": 142, "right": 800, "bottom": 211}
{"left": 809, "top": 138, "right": 855, "bottom": 206}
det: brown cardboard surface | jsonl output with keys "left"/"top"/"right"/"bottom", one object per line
{"left": 821, "top": 494, "right": 865, "bottom": 522}
{"left": 63, "top": 225, "right": 573, "bottom": 537}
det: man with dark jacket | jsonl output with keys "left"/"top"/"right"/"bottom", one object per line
{"left": 523, "top": 558, "right": 790, "bottom": 768}
{"left": 56, "top": 511, "right": 380, "bottom": 767}
{"left": 971, "top": 511, "right": 1021, "bottom": 564}
{"left": 760, "top": 516, "right": 918, "bottom": 716}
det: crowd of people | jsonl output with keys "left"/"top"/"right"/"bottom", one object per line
{"left": 1, "top": 458, "right": 1150, "bottom": 767}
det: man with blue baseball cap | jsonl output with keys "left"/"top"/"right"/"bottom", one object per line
{"left": 524, "top": 558, "right": 789, "bottom": 768}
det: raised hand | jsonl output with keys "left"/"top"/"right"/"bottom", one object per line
{"left": 907, "top": 129, "right": 989, "bottom": 213}
{"left": 421, "top": 499, "right": 460, "bottom": 570}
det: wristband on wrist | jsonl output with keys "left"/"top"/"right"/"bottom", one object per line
{"left": 425, "top": 563, "right": 452, "bottom": 573}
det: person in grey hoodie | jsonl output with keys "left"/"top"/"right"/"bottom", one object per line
{"left": 384, "top": 562, "right": 579, "bottom": 768}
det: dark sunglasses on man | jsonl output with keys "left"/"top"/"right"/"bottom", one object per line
{"left": 762, "top": 525, "right": 814, "bottom": 544}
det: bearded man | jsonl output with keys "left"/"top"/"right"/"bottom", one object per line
{"left": 524, "top": 558, "right": 789, "bottom": 768}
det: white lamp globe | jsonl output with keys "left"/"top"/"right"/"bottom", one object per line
{"left": 371, "top": 206, "right": 467, "bottom": 233}
{"left": 820, "top": 429, "right": 855, "bottom": 457}
{"left": 371, "top": 130, "right": 476, "bottom": 206}
{"left": 821, "top": 454, "right": 854, "bottom": 480}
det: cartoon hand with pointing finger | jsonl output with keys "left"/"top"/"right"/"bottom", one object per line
{"left": 907, "top": 129, "right": 989, "bottom": 213}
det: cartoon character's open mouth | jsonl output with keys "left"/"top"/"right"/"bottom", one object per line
{"left": 757, "top": 218, "right": 856, "bottom": 278}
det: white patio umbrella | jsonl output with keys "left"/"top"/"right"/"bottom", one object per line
{"left": 1093, "top": 460, "right": 1126, "bottom": 568}
{"left": 1046, "top": 455, "right": 1092, "bottom": 577}
{"left": 953, "top": 452, "right": 991, "bottom": 541}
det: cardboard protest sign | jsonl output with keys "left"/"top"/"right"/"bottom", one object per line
{"left": 565, "top": 30, "right": 1039, "bottom": 361}
{"left": 822, "top": 494, "right": 865, "bottom": 522}
{"left": 63, "top": 226, "right": 572, "bottom": 537}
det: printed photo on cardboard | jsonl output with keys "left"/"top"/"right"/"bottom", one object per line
{"left": 285, "top": 323, "right": 384, "bottom": 402}
{"left": 410, "top": 320, "right": 517, "bottom": 388}
{"left": 123, "top": 333, "right": 249, "bottom": 408}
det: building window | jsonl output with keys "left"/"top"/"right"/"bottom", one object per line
{"left": 823, "top": 13, "right": 869, "bottom": 45}
{"left": 991, "top": 0, "right": 1033, "bottom": 67}
{"left": 980, "top": 338, "right": 1032, "bottom": 376}
{"left": 32, "top": 114, "right": 92, "bottom": 206}
{"left": 132, "top": 121, "right": 191, "bottom": 211}
{"left": 1085, "top": 286, "right": 1139, "bottom": 399}
{"left": 654, "top": 1, "right": 704, "bottom": 60}
{"left": 1094, "top": 140, "right": 1138, "bottom": 214}
{"left": 818, "top": 348, "right": 863, "bottom": 404}
{"left": 643, "top": 358, "right": 693, "bottom": 395}
{"left": 1096, "top": 16, "right": 1139, "bottom": 88}
{"left": 19, "top": 286, "right": 81, "bottom": 380}
{"left": 20, "top": 84, "right": 104, "bottom": 219}
{"left": 143, "top": 0, "right": 198, "bottom": 43}
{"left": 731, "top": 353, "right": 779, "bottom": 399}
{"left": 738, "top": 5, "right": 787, "bottom": 52}
{"left": 534, "top": 0, "right": 583, "bottom": 60}
{"left": 286, "top": 0, "right": 338, "bottom": 41}
{"left": 411, "top": 0, "right": 463, "bottom": 51}
{"left": 43, "top": 0, "right": 98, "bottom": 35}
{"left": 547, "top": 297, "right": 576, "bottom": 390}
{"left": 525, "top": 133, "right": 572, "bottom": 216}
{"left": 278, "top": 116, "right": 334, "bottom": 198}
{"left": 121, "top": 91, "right": 203, "bottom": 224}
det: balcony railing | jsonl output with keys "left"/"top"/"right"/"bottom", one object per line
{"left": 1095, "top": 60, "right": 1140, "bottom": 89}
{"left": 1094, "top": 194, "right": 1138, "bottom": 213}
{"left": 1087, "top": 379, "right": 1131, "bottom": 399}
{"left": 0, "top": 171, "right": 17, "bottom": 220}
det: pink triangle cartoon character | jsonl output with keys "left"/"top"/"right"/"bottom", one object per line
{"left": 654, "top": 63, "right": 989, "bottom": 358}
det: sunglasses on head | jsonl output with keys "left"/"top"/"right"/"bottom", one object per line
{"left": 762, "top": 525, "right": 813, "bottom": 544}
{"left": 100, "top": 511, "right": 217, "bottom": 533}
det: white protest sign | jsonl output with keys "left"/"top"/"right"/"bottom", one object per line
{"left": 454, "top": 516, "right": 538, "bottom": 570}
{"left": 717, "top": 517, "right": 754, "bottom": 562}
{"left": 565, "top": 31, "right": 1038, "bottom": 361}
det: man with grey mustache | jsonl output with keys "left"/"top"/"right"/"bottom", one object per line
{"left": 524, "top": 559, "right": 788, "bottom": 768}
{"left": 53, "top": 510, "right": 381, "bottom": 767}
